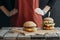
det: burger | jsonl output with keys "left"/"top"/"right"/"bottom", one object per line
{"left": 23, "top": 21, "right": 37, "bottom": 32}
{"left": 43, "top": 17, "right": 55, "bottom": 30}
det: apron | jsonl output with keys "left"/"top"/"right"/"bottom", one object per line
{"left": 10, "top": 0, "right": 42, "bottom": 28}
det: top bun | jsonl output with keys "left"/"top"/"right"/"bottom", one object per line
{"left": 44, "top": 17, "right": 54, "bottom": 21}
{"left": 23, "top": 21, "right": 37, "bottom": 27}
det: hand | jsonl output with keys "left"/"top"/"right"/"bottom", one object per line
{"left": 34, "top": 8, "right": 45, "bottom": 16}
{"left": 10, "top": 8, "right": 18, "bottom": 16}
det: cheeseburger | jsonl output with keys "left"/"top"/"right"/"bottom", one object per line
{"left": 43, "top": 17, "right": 55, "bottom": 30}
{"left": 23, "top": 21, "right": 37, "bottom": 32}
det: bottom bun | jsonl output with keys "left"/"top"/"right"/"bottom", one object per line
{"left": 44, "top": 27, "right": 54, "bottom": 30}
{"left": 24, "top": 28, "right": 34, "bottom": 32}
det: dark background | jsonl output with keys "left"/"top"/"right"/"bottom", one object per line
{"left": 0, "top": 0, "right": 60, "bottom": 27}
{"left": 50, "top": 0, "right": 60, "bottom": 27}
{"left": 39, "top": 0, "right": 60, "bottom": 27}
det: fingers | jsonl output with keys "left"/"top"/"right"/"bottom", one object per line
{"left": 34, "top": 8, "right": 45, "bottom": 16}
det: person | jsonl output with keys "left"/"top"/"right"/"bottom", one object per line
{"left": 0, "top": 0, "right": 17, "bottom": 27}
{"left": 39, "top": 0, "right": 56, "bottom": 18}
{"left": 0, "top": 0, "right": 56, "bottom": 29}
{"left": 0, "top": 0, "right": 13, "bottom": 27}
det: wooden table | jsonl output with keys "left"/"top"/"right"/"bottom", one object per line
{"left": 0, "top": 27, "right": 60, "bottom": 40}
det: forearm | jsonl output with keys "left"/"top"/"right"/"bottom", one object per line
{"left": 0, "top": 6, "right": 10, "bottom": 16}
{"left": 0, "top": 6, "right": 18, "bottom": 17}
{"left": 9, "top": 8, "right": 18, "bottom": 16}
{"left": 43, "top": 5, "right": 51, "bottom": 14}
